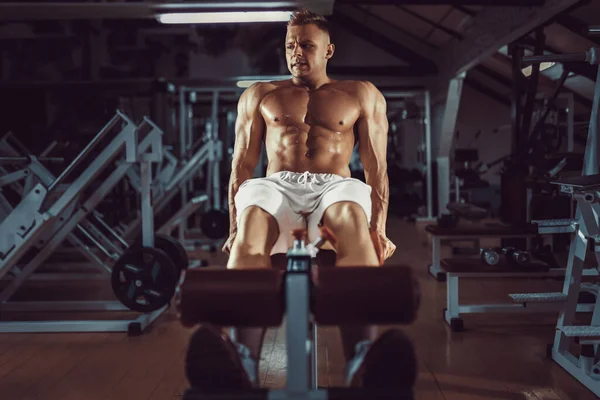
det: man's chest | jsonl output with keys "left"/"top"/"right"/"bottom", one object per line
{"left": 261, "top": 88, "right": 361, "bottom": 131}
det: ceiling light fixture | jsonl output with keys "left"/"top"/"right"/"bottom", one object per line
{"left": 157, "top": 11, "right": 292, "bottom": 24}
{"left": 522, "top": 61, "right": 556, "bottom": 77}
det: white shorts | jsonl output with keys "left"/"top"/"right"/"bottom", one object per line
{"left": 234, "top": 171, "right": 372, "bottom": 255}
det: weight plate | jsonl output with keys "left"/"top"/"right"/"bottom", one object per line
{"left": 200, "top": 209, "right": 229, "bottom": 239}
{"left": 111, "top": 247, "right": 178, "bottom": 313}
{"left": 133, "top": 235, "right": 189, "bottom": 273}
{"left": 155, "top": 234, "right": 189, "bottom": 273}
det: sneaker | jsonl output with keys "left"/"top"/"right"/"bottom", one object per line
{"left": 185, "top": 325, "right": 258, "bottom": 392}
{"left": 345, "top": 329, "right": 417, "bottom": 390}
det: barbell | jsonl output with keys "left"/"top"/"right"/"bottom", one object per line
{"left": 521, "top": 47, "right": 599, "bottom": 66}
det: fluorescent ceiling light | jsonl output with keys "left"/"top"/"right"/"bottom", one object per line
{"left": 522, "top": 62, "right": 556, "bottom": 77}
{"left": 236, "top": 80, "right": 271, "bottom": 88}
{"left": 157, "top": 11, "right": 292, "bottom": 24}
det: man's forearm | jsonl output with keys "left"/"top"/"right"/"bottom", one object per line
{"left": 228, "top": 167, "right": 254, "bottom": 234}
{"left": 367, "top": 171, "right": 389, "bottom": 233}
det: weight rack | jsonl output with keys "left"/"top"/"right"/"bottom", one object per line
{"left": 0, "top": 111, "right": 168, "bottom": 334}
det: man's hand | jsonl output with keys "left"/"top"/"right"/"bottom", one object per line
{"left": 222, "top": 232, "right": 237, "bottom": 255}
{"left": 373, "top": 230, "right": 396, "bottom": 262}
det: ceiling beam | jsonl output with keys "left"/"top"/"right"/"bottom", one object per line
{"left": 351, "top": 5, "right": 439, "bottom": 51}
{"left": 330, "top": 10, "right": 437, "bottom": 73}
{"left": 430, "top": 0, "right": 586, "bottom": 103}
{"left": 451, "top": 5, "right": 477, "bottom": 17}
{"left": 484, "top": 52, "right": 594, "bottom": 109}
{"left": 464, "top": 77, "right": 511, "bottom": 107}
{"left": 555, "top": 14, "right": 600, "bottom": 47}
{"left": 333, "top": 4, "right": 438, "bottom": 59}
{"left": 396, "top": 6, "right": 463, "bottom": 40}
{"left": 475, "top": 65, "right": 512, "bottom": 86}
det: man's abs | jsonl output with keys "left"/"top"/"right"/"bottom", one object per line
{"left": 259, "top": 82, "right": 361, "bottom": 177}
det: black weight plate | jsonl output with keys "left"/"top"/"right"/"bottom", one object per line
{"left": 133, "top": 235, "right": 189, "bottom": 273}
{"left": 111, "top": 247, "right": 178, "bottom": 313}
{"left": 154, "top": 234, "right": 189, "bottom": 273}
{"left": 200, "top": 209, "right": 229, "bottom": 239}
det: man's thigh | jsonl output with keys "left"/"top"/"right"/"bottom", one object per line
{"left": 306, "top": 178, "right": 372, "bottom": 246}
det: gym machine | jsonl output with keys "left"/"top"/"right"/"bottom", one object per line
{"left": 439, "top": 46, "right": 600, "bottom": 331}
{"left": 118, "top": 133, "right": 215, "bottom": 248}
{"left": 523, "top": 45, "right": 600, "bottom": 397}
{"left": 0, "top": 134, "right": 116, "bottom": 272}
{"left": 434, "top": 72, "right": 467, "bottom": 223}
{"left": 0, "top": 127, "right": 192, "bottom": 278}
{"left": 177, "top": 227, "right": 420, "bottom": 400}
{"left": 175, "top": 86, "right": 242, "bottom": 247}
{"left": 389, "top": 89, "right": 434, "bottom": 222}
{"left": 0, "top": 111, "right": 183, "bottom": 334}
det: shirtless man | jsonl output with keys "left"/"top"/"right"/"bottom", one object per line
{"left": 185, "top": 9, "right": 416, "bottom": 393}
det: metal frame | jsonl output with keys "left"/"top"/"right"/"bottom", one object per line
{"left": 0, "top": 112, "right": 169, "bottom": 334}
{"left": 381, "top": 89, "right": 433, "bottom": 220}
{"left": 176, "top": 86, "right": 240, "bottom": 243}
{"left": 435, "top": 72, "right": 466, "bottom": 219}
{"left": 119, "top": 139, "right": 213, "bottom": 242}
{"left": 543, "top": 52, "right": 600, "bottom": 399}
{"left": 0, "top": 138, "right": 122, "bottom": 276}
{"left": 444, "top": 268, "right": 599, "bottom": 331}
{"left": 546, "top": 187, "right": 600, "bottom": 398}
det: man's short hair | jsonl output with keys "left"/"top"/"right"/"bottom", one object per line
{"left": 288, "top": 9, "right": 329, "bottom": 36}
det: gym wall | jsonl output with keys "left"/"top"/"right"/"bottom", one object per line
{"left": 454, "top": 84, "right": 512, "bottom": 186}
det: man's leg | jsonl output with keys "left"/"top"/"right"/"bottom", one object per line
{"left": 186, "top": 206, "right": 279, "bottom": 391}
{"left": 321, "top": 201, "right": 417, "bottom": 390}
{"left": 321, "top": 201, "right": 379, "bottom": 361}
{"left": 227, "top": 205, "right": 279, "bottom": 365}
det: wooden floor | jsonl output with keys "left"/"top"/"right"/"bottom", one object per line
{"left": 0, "top": 217, "right": 598, "bottom": 400}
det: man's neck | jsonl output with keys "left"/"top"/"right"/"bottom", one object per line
{"left": 291, "top": 74, "right": 331, "bottom": 90}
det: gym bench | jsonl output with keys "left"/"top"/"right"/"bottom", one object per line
{"left": 177, "top": 228, "right": 420, "bottom": 400}
{"left": 440, "top": 257, "right": 598, "bottom": 332}
{"left": 425, "top": 224, "right": 539, "bottom": 281}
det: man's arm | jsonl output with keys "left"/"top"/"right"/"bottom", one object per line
{"left": 228, "top": 83, "right": 266, "bottom": 235}
{"left": 356, "top": 81, "right": 389, "bottom": 235}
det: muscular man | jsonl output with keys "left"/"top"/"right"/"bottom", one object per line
{"left": 186, "top": 9, "right": 416, "bottom": 393}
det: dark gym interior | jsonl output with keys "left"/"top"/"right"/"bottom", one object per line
{"left": 0, "top": 1, "right": 599, "bottom": 399}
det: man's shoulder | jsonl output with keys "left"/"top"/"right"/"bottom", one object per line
{"left": 242, "top": 79, "right": 291, "bottom": 100}
{"left": 334, "top": 80, "right": 381, "bottom": 96}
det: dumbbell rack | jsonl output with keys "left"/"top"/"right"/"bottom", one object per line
{"left": 0, "top": 111, "right": 168, "bottom": 334}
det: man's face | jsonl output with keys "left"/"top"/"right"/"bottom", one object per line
{"left": 285, "top": 24, "right": 332, "bottom": 78}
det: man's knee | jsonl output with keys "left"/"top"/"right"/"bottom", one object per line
{"left": 323, "top": 201, "right": 369, "bottom": 233}
{"left": 234, "top": 206, "right": 279, "bottom": 253}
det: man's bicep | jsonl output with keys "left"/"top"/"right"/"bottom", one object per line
{"left": 232, "top": 86, "right": 265, "bottom": 170}
{"left": 357, "top": 84, "right": 388, "bottom": 171}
